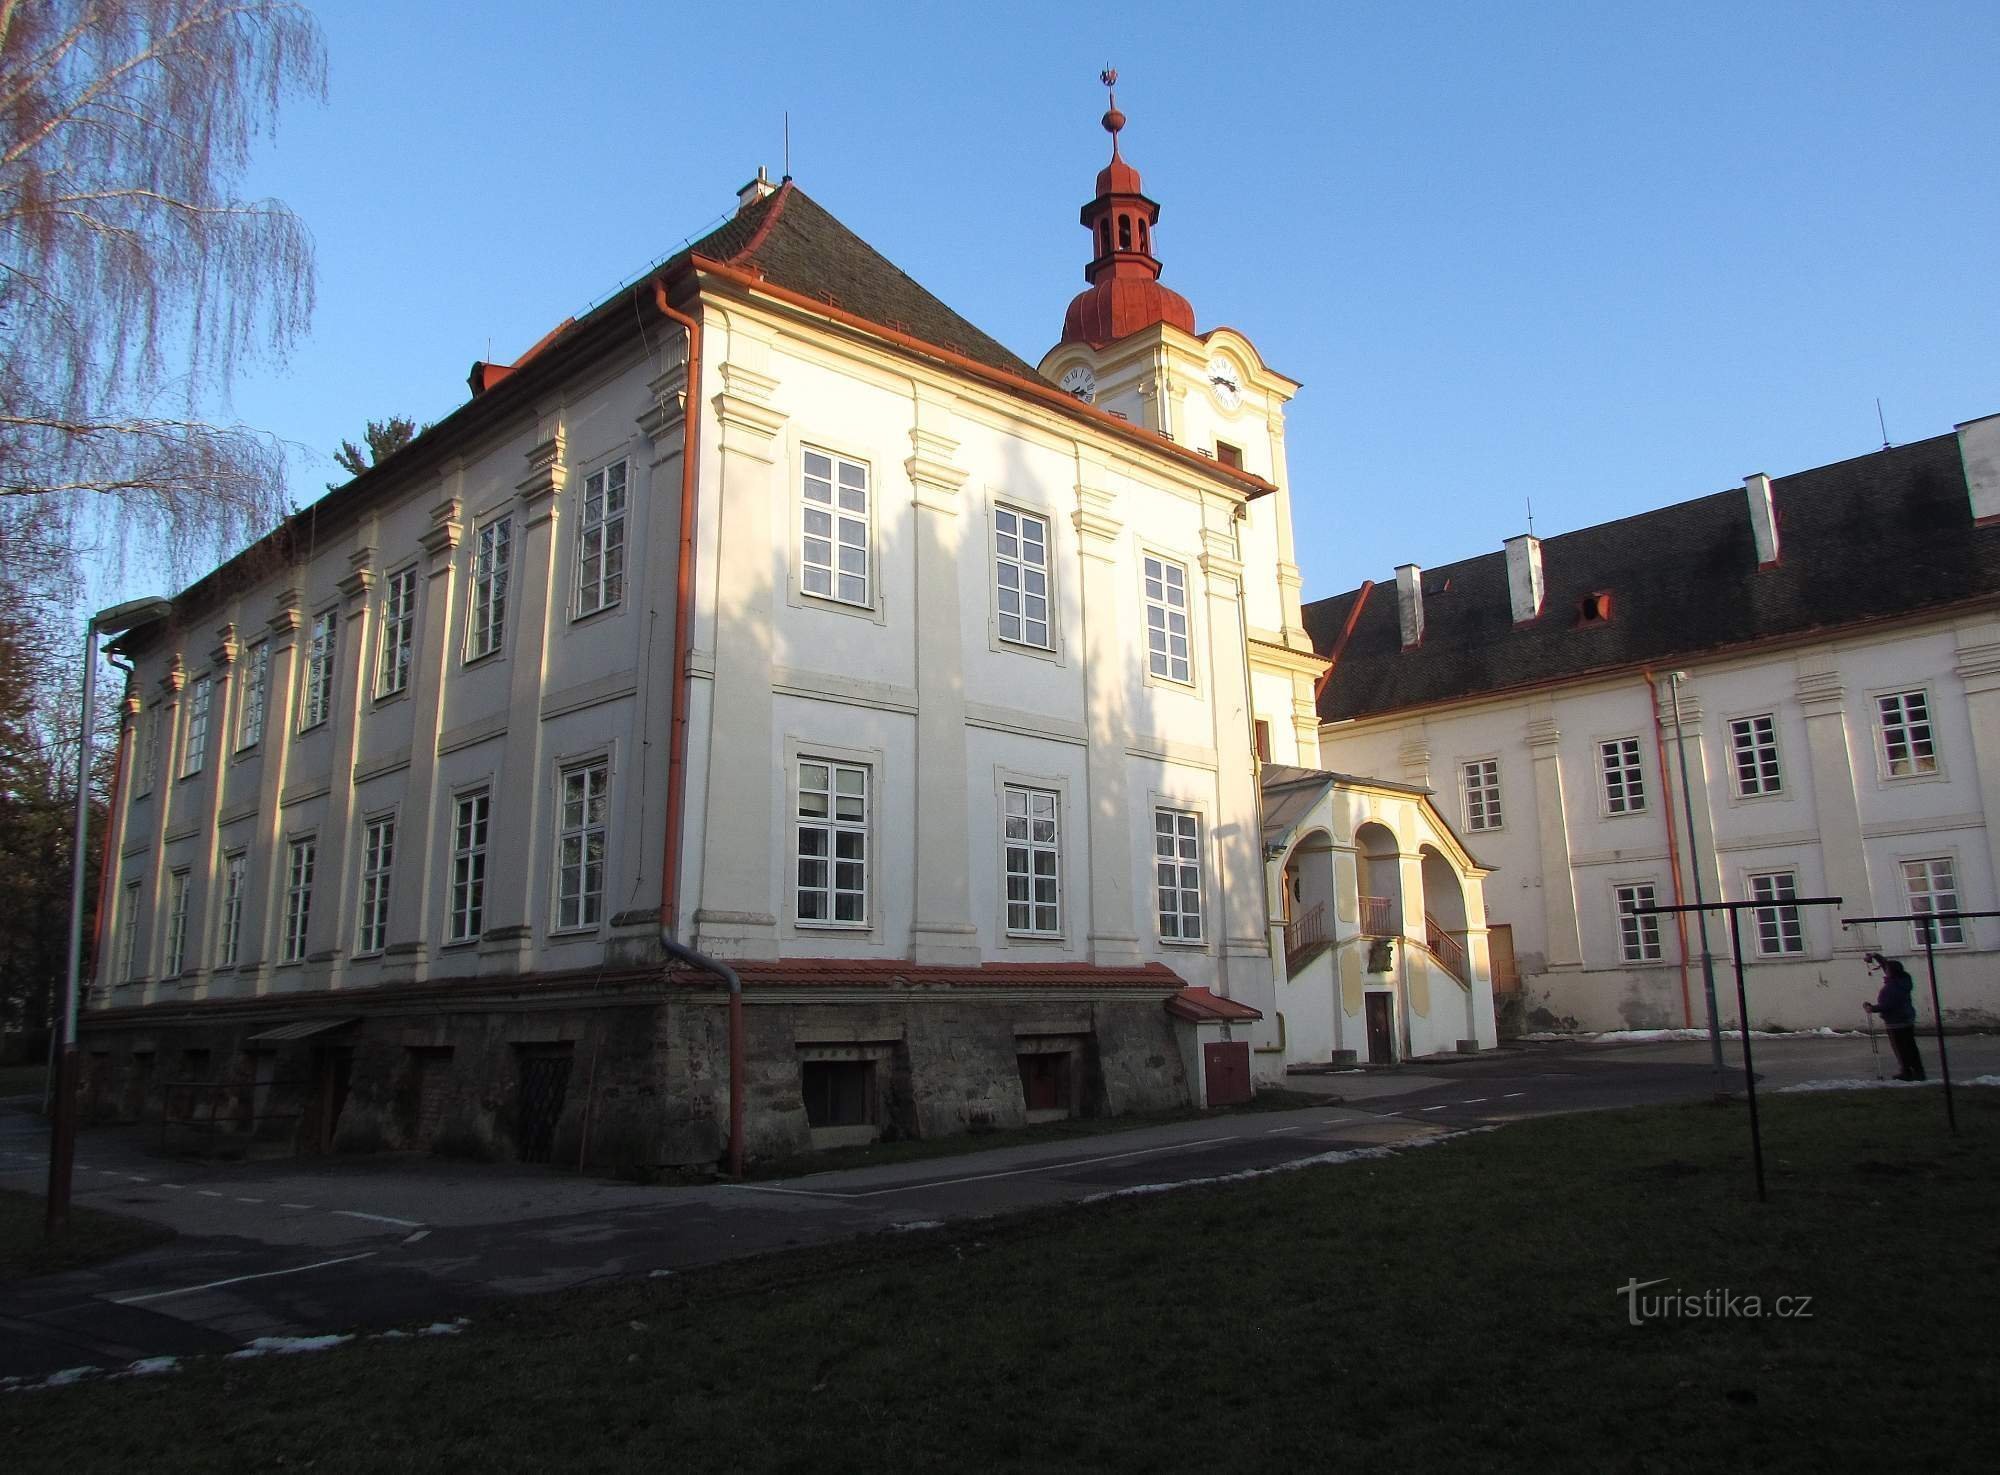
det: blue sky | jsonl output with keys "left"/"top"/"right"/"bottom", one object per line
{"left": 206, "top": 0, "right": 1999, "bottom": 607}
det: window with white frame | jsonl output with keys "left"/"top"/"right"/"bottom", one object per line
{"left": 1154, "top": 807, "right": 1203, "bottom": 943}
{"left": 1600, "top": 737, "right": 1646, "bottom": 814}
{"left": 1003, "top": 785, "right": 1061, "bottom": 936}
{"left": 376, "top": 567, "right": 417, "bottom": 697}
{"left": 796, "top": 760, "right": 868, "bottom": 926}
{"left": 1877, "top": 689, "right": 1937, "bottom": 778}
{"left": 181, "top": 675, "right": 211, "bottom": 776}
{"left": 237, "top": 641, "right": 268, "bottom": 748}
{"left": 120, "top": 880, "right": 141, "bottom": 980}
{"left": 448, "top": 792, "right": 489, "bottom": 942}
{"left": 139, "top": 704, "right": 161, "bottom": 794}
{"left": 165, "top": 870, "right": 191, "bottom": 976}
{"left": 1614, "top": 882, "right": 1662, "bottom": 962}
{"left": 467, "top": 516, "right": 513, "bottom": 659}
{"left": 356, "top": 816, "right": 394, "bottom": 955}
{"left": 282, "top": 838, "right": 316, "bottom": 963}
{"left": 575, "top": 461, "right": 628, "bottom": 616}
{"left": 994, "top": 506, "right": 1052, "bottom": 649}
{"left": 217, "top": 851, "right": 246, "bottom": 968}
{"left": 1901, "top": 857, "right": 1964, "bottom": 947}
{"left": 300, "top": 609, "right": 336, "bottom": 730}
{"left": 1142, "top": 554, "right": 1192, "bottom": 684}
{"left": 1748, "top": 870, "right": 1804, "bottom": 956}
{"left": 555, "top": 759, "right": 608, "bottom": 930}
{"left": 1729, "top": 714, "right": 1782, "bottom": 797}
{"left": 1461, "top": 758, "right": 1503, "bottom": 832}
{"left": 800, "top": 449, "right": 870, "bottom": 606}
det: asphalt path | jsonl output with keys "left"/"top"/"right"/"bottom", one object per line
{"left": 5, "top": 1032, "right": 1993, "bottom": 1383}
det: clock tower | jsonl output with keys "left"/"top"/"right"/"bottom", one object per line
{"left": 1039, "top": 73, "right": 1326, "bottom": 766}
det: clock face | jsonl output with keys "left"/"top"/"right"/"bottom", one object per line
{"left": 1206, "top": 355, "right": 1242, "bottom": 411}
{"left": 1059, "top": 364, "right": 1097, "bottom": 403}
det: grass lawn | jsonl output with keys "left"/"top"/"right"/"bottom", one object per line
{"left": 5, "top": 1090, "right": 1992, "bottom": 1472}
{"left": 0, "top": 1189, "right": 174, "bottom": 1280}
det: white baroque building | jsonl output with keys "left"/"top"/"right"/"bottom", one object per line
{"left": 1311, "top": 417, "right": 2000, "bottom": 1034}
{"left": 81, "top": 104, "right": 1497, "bottom": 1166}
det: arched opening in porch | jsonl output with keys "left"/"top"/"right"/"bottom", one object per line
{"left": 1355, "top": 822, "right": 1401, "bottom": 938}
{"left": 1280, "top": 826, "right": 1336, "bottom": 972}
{"left": 1420, "top": 845, "right": 1470, "bottom": 984}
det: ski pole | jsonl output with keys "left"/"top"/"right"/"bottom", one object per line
{"left": 1864, "top": 1007, "right": 1882, "bottom": 1081}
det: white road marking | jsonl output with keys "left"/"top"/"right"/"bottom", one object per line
{"left": 280, "top": 1202, "right": 312, "bottom": 1210}
{"left": 402, "top": 1229, "right": 431, "bottom": 1245}
{"left": 332, "top": 1210, "right": 424, "bottom": 1229}
{"left": 110, "top": 1252, "right": 378, "bottom": 1305}
{"left": 730, "top": 1135, "right": 1244, "bottom": 1199}
{"left": 197, "top": 1190, "right": 224, "bottom": 1198}
{"left": 1502, "top": 1092, "right": 1526, "bottom": 1098}
{"left": 1459, "top": 1098, "right": 1488, "bottom": 1104}
{"left": 1420, "top": 1105, "right": 1448, "bottom": 1112}
{"left": 234, "top": 1197, "right": 264, "bottom": 1204}
{"left": 1265, "top": 1125, "right": 1307, "bottom": 1134}
{"left": 160, "top": 1183, "right": 183, "bottom": 1190}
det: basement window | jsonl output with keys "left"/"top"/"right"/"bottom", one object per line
{"left": 801, "top": 1058, "right": 879, "bottom": 1148}
{"left": 1017, "top": 1051, "right": 1075, "bottom": 1123}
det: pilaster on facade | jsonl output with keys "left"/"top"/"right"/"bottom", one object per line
{"left": 1198, "top": 523, "right": 1271, "bottom": 995}
{"left": 240, "top": 587, "right": 303, "bottom": 996}
{"left": 1397, "top": 738, "right": 1432, "bottom": 787}
{"left": 906, "top": 394, "right": 980, "bottom": 964}
{"left": 695, "top": 338, "right": 788, "bottom": 959}
{"left": 484, "top": 434, "right": 568, "bottom": 974}
{"left": 136, "top": 654, "right": 188, "bottom": 1003}
{"left": 1072, "top": 467, "right": 1140, "bottom": 965}
{"left": 1793, "top": 653, "right": 1872, "bottom": 945}
{"left": 1524, "top": 712, "right": 1584, "bottom": 969}
{"left": 382, "top": 494, "right": 464, "bottom": 985}
{"left": 180, "top": 622, "right": 240, "bottom": 996}
{"left": 92, "top": 691, "right": 142, "bottom": 1001}
{"left": 638, "top": 363, "right": 690, "bottom": 459}
{"left": 311, "top": 543, "right": 380, "bottom": 988}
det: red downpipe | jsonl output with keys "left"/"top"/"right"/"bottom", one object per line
{"left": 1314, "top": 578, "right": 1374, "bottom": 701}
{"left": 1643, "top": 669, "right": 1695, "bottom": 1028}
{"left": 649, "top": 277, "right": 744, "bottom": 1179}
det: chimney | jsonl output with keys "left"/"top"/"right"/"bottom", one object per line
{"left": 1958, "top": 413, "right": 2000, "bottom": 525}
{"left": 1504, "top": 535, "right": 1544, "bottom": 623}
{"left": 1745, "top": 472, "right": 1780, "bottom": 566}
{"left": 1395, "top": 563, "right": 1424, "bottom": 648}
{"left": 736, "top": 165, "right": 777, "bottom": 213}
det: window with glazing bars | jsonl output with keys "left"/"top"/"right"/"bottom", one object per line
{"left": 1004, "top": 786, "right": 1061, "bottom": 935}
{"left": 165, "top": 870, "right": 190, "bottom": 975}
{"left": 801, "top": 450, "right": 869, "bottom": 606}
{"left": 356, "top": 817, "right": 394, "bottom": 954}
{"left": 1730, "top": 714, "right": 1781, "bottom": 796}
{"left": 217, "top": 851, "right": 246, "bottom": 967}
{"left": 448, "top": 792, "right": 489, "bottom": 942}
{"left": 555, "top": 760, "right": 608, "bottom": 929}
{"left": 377, "top": 567, "right": 417, "bottom": 696}
{"left": 1877, "top": 690, "right": 1936, "bottom": 777}
{"left": 1901, "top": 858, "right": 1964, "bottom": 947}
{"left": 1461, "top": 759, "right": 1503, "bottom": 831}
{"left": 1748, "top": 870, "right": 1804, "bottom": 955}
{"left": 237, "top": 641, "right": 268, "bottom": 748}
{"left": 181, "top": 675, "right": 211, "bottom": 776}
{"left": 1600, "top": 737, "right": 1645, "bottom": 813}
{"left": 796, "top": 761, "right": 867, "bottom": 925}
{"left": 1154, "top": 808, "right": 1203, "bottom": 942}
{"left": 576, "top": 461, "right": 628, "bottom": 616}
{"left": 1614, "top": 882, "right": 1662, "bottom": 962}
{"left": 995, "top": 507, "right": 1052, "bottom": 648}
{"left": 120, "top": 880, "right": 141, "bottom": 980}
{"left": 282, "top": 838, "right": 316, "bottom": 963}
{"left": 1143, "top": 555, "right": 1191, "bottom": 683}
{"left": 467, "top": 517, "right": 512, "bottom": 659}
{"left": 300, "top": 610, "right": 336, "bottom": 729}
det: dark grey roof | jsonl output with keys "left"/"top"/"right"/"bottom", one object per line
{"left": 1307, "top": 432, "right": 2000, "bottom": 721}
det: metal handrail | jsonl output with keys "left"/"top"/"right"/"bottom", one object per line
{"left": 1285, "top": 902, "right": 1328, "bottom": 967}
{"left": 1425, "top": 914, "right": 1468, "bottom": 983}
{"left": 1359, "top": 894, "right": 1396, "bottom": 937}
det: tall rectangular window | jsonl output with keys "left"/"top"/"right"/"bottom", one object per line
{"left": 1877, "top": 690, "right": 1936, "bottom": 778}
{"left": 356, "top": 816, "right": 395, "bottom": 955}
{"left": 237, "top": 641, "right": 268, "bottom": 748}
{"left": 555, "top": 760, "right": 608, "bottom": 930}
{"left": 139, "top": 705, "right": 162, "bottom": 794}
{"left": 300, "top": 609, "right": 336, "bottom": 730}
{"left": 994, "top": 507, "right": 1052, "bottom": 649}
{"left": 181, "top": 676, "right": 212, "bottom": 776}
{"left": 575, "top": 461, "right": 628, "bottom": 616}
{"left": 1600, "top": 737, "right": 1646, "bottom": 814}
{"left": 165, "top": 870, "right": 191, "bottom": 976}
{"left": 376, "top": 567, "right": 417, "bottom": 697}
{"left": 1003, "top": 785, "right": 1061, "bottom": 936}
{"left": 1730, "top": 714, "right": 1782, "bottom": 796}
{"left": 217, "top": 851, "right": 246, "bottom": 968}
{"left": 800, "top": 449, "right": 870, "bottom": 606}
{"left": 467, "top": 516, "right": 512, "bottom": 659}
{"left": 796, "top": 760, "right": 868, "bottom": 926}
{"left": 1748, "top": 870, "right": 1804, "bottom": 956}
{"left": 1461, "top": 759, "right": 1503, "bottom": 832}
{"left": 1143, "top": 554, "right": 1192, "bottom": 684}
{"left": 1614, "top": 882, "right": 1662, "bottom": 962}
{"left": 282, "top": 838, "right": 316, "bottom": 963}
{"left": 1901, "top": 857, "right": 1964, "bottom": 947}
{"left": 1154, "top": 807, "right": 1203, "bottom": 943}
{"left": 448, "top": 792, "right": 489, "bottom": 942}
{"left": 120, "top": 879, "right": 142, "bottom": 980}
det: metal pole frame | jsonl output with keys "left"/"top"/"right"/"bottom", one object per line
{"left": 1842, "top": 907, "right": 1999, "bottom": 1138}
{"left": 1635, "top": 893, "right": 1844, "bottom": 1203}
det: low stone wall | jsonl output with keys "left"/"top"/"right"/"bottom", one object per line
{"left": 76, "top": 984, "right": 1193, "bottom": 1171}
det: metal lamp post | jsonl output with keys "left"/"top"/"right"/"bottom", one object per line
{"left": 45, "top": 596, "right": 171, "bottom": 1238}
{"left": 1666, "top": 671, "right": 1726, "bottom": 1078}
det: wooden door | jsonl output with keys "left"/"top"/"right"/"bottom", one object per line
{"left": 1488, "top": 924, "right": 1519, "bottom": 993}
{"left": 1365, "top": 993, "right": 1395, "bottom": 1065}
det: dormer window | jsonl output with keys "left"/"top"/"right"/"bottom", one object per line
{"left": 1578, "top": 592, "right": 1613, "bottom": 624}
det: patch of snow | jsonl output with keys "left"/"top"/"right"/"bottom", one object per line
{"left": 1776, "top": 1075, "right": 2000, "bottom": 1094}
{"left": 44, "top": 1365, "right": 100, "bottom": 1387}
{"left": 888, "top": 1220, "right": 944, "bottom": 1233}
{"left": 374, "top": 1329, "right": 410, "bottom": 1339}
{"left": 124, "top": 1356, "right": 180, "bottom": 1377}
{"left": 1525, "top": 1027, "right": 1859, "bottom": 1044}
{"left": 647, "top": 1268, "right": 674, "bottom": 1278}
{"left": 417, "top": 1318, "right": 469, "bottom": 1336}
{"left": 227, "top": 1334, "right": 353, "bottom": 1360}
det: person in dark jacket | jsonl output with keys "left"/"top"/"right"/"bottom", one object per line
{"left": 1863, "top": 952, "right": 1926, "bottom": 1081}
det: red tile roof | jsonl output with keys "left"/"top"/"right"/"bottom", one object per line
{"left": 704, "top": 958, "right": 1189, "bottom": 991}
{"left": 1165, "top": 986, "right": 1264, "bottom": 1023}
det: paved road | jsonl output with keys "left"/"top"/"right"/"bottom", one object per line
{"left": 5, "top": 1032, "right": 1993, "bottom": 1383}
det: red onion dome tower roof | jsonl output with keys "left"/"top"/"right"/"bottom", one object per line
{"left": 1060, "top": 72, "right": 1196, "bottom": 347}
